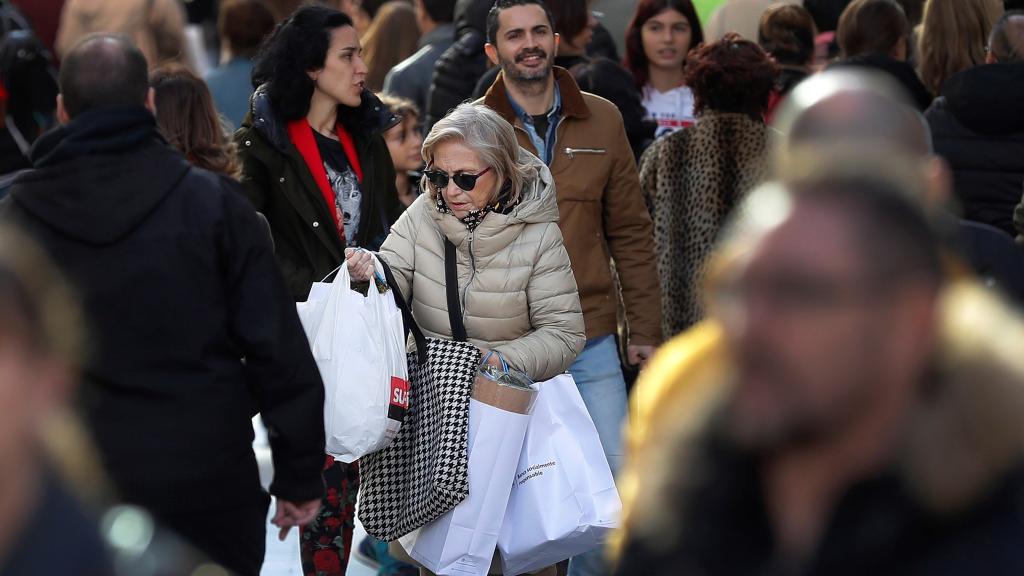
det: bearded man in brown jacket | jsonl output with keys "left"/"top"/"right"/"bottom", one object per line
{"left": 477, "top": 2, "right": 662, "bottom": 574}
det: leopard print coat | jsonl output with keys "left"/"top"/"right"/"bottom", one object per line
{"left": 639, "top": 112, "right": 773, "bottom": 338}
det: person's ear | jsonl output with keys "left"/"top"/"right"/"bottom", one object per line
{"left": 56, "top": 94, "right": 71, "bottom": 125}
{"left": 144, "top": 87, "right": 157, "bottom": 116}
{"left": 484, "top": 42, "right": 500, "bottom": 66}
{"left": 890, "top": 37, "right": 908, "bottom": 62}
{"left": 922, "top": 156, "right": 952, "bottom": 209}
{"left": 554, "top": 32, "right": 561, "bottom": 55}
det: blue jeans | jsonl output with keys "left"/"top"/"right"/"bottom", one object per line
{"left": 568, "top": 335, "right": 627, "bottom": 576}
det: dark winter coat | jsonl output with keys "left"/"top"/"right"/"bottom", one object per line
{"left": 924, "top": 63, "right": 1024, "bottom": 238}
{"left": 3, "top": 106, "right": 326, "bottom": 515}
{"left": 639, "top": 112, "right": 772, "bottom": 338}
{"left": 831, "top": 53, "right": 933, "bottom": 111}
{"left": 235, "top": 87, "right": 401, "bottom": 300}
{"left": 616, "top": 284, "right": 1024, "bottom": 576}
{"left": 424, "top": 0, "right": 492, "bottom": 132}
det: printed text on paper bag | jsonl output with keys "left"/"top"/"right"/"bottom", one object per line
{"left": 516, "top": 461, "right": 556, "bottom": 486}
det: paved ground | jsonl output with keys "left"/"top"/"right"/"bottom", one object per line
{"left": 254, "top": 418, "right": 376, "bottom": 576}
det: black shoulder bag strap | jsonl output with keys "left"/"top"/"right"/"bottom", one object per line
{"left": 377, "top": 257, "right": 429, "bottom": 362}
{"left": 444, "top": 239, "right": 468, "bottom": 342}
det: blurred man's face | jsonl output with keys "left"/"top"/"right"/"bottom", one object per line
{"left": 714, "top": 198, "right": 904, "bottom": 449}
{"left": 0, "top": 336, "right": 59, "bottom": 470}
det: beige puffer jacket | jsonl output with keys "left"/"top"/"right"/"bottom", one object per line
{"left": 379, "top": 152, "right": 585, "bottom": 381}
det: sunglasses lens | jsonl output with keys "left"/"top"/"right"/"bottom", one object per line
{"left": 425, "top": 171, "right": 449, "bottom": 188}
{"left": 452, "top": 174, "right": 479, "bottom": 191}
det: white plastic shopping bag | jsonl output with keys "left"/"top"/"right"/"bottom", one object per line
{"left": 497, "top": 374, "right": 622, "bottom": 575}
{"left": 400, "top": 374, "right": 537, "bottom": 576}
{"left": 296, "top": 256, "right": 409, "bottom": 463}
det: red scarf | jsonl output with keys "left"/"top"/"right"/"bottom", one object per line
{"left": 286, "top": 118, "right": 363, "bottom": 241}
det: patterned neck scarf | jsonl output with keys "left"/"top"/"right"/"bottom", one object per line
{"left": 436, "top": 181, "right": 516, "bottom": 232}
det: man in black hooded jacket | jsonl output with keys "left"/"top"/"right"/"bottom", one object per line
{"left": 2, "top": 34, "right": 326, "bottom": 576}
{"left": 924, "top": 11, "right": 1024, "bottom": 240}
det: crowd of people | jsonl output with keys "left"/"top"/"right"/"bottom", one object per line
{"left": 2, "top": 0, "right": 1024, "bottom": 575}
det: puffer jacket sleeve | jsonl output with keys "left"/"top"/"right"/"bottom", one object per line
{"left": 377, "top": 200, "right": 423, "bottom": 302}
{"left": 493, "top": 222, "right": 586, "bottom": 381}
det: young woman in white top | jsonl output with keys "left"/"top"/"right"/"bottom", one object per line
{"left": 624, "top": 0, "right": 705, "bottom": 138}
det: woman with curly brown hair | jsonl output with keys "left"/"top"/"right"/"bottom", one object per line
{"left": 150, "top": 65, "right": 241, "bottom": 178}
{"left": 638, "top": 33, "right": 778, "bottom": 338}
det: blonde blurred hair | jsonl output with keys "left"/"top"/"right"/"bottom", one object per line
{"left": 917, "top": 0, "right": 1004, "bottom": 95}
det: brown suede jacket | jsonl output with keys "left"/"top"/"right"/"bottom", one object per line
{"left": 479, "top": 68, "right": 662, "bottom": 346}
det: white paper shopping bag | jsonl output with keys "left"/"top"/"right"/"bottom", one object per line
{"left": 400, "top": 376, "right": 536, "bottom": 576}
{"left": 497, "top": 374, "right": 622, "bottom": 575}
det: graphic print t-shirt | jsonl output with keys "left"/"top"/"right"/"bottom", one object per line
{"left": 642, "top": 84, "right": 696, "bottom": 138}
{"left": 314, "top": 131, "right": 362, "bottom": 245}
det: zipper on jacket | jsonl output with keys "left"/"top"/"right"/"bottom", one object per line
{"left": 461, "top": 231, "right": 477, "bottom": 326}
{"left": 564, "top": 147, "right": 606, "bottom": 159}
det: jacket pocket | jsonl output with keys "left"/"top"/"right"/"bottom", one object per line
{"left": 563, "top": 147, "right": 607, "bottom": 159}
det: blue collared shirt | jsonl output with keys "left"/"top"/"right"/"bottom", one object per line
{"left": 506, "top": 82, "right": 562, "bottom": 165}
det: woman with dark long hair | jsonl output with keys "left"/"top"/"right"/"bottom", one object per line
{"left": 236, "top": 6, "right": 402, "bottom": 575}
{"left": 150, "top": 65, "right": 241, "bottom": 178}
{"left": 624, "top": 0, "right": 705, "bottom": 138}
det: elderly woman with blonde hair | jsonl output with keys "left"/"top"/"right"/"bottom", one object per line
{"left": 346, "top": 101, "right": 585, "bottom": 382}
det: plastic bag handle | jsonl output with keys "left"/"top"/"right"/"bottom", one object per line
{"left": 319, "top": 265, "right": 344, "bottom": 284}
{"left": 480, "top": 350, "right": 509, "bottom": 374}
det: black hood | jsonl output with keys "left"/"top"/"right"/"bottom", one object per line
{"left": 247, "top": 85, "right": 399, "bottom": 154}
{"left": 10, "top": 106, "right": 191, "bottom": 246}
{"left": 830, "top": 53, "right": 934, "bottom": 111}
{"left": 454, "top": 0, "right": 491, "bottom": 39}
{"left": 942, "top": 63, "right": 1024, "bottom": 135}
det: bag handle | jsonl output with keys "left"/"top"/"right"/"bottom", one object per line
{"left": 479, "top": 350, "right": 509, "bottom": 374}
{"left": 376, "top": 256, "right": 429, "bottom": 362}
{"left": 444, "top": 238, "right": 468, "bottom": 342}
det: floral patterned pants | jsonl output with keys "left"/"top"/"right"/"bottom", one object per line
{"left": 300, "top": 456, "right": 359, "bottom": 576}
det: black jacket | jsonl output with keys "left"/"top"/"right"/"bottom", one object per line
{"left": 956, "top": 219, "right": 1024, "bottom": 304}
{"left": 831, "top": 53, "right": 934, "bottom": 111}
{"left": 926, "top": 64, "right": 1024, "bottom": 238}
{"left": 617, "top": 411, "right": 1024, "bottom": 576}
{"left": 424, "top": 0, "right": 492, "bottom": 132}
{"left": 236, "top": 87, "right": 401, "bottom": 300}
{"left": 4, "top": 106, "right": 326, "bottom": 514}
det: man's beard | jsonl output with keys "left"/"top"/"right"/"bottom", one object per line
{"left": 499, "top": 48, "right": 552, "bottom": 85}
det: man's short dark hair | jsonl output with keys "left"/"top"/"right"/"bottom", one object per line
{"left": 423, "top": 0, "right": 457, "bottom": 24}
{"left": 486, "top": 0, "right": 556, "bottom": 45}
{"left": 989, "top": 11, "right": 1024, "bottom": 63}
{"left": 59, "top": 34, "right": 149, "bottom": 118}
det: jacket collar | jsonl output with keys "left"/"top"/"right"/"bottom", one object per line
{"left": 29, "top": 106, "right": 163, "bottom": 168}
{"left": 247, "top": 85, "right": 399, "bottom": 155}
{"left": 483, "top": 66, "right": 591, "bottom": 127}
{"left": 940, "top": 63, "right": 1024, "bottom": 135}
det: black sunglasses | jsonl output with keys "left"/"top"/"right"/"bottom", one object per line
{"left": 423, "top": 166, "right": 493, "bottom": 192}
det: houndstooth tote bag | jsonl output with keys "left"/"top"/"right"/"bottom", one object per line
{"left": 358, "top": 259, "right": 479, "bottom": 541}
